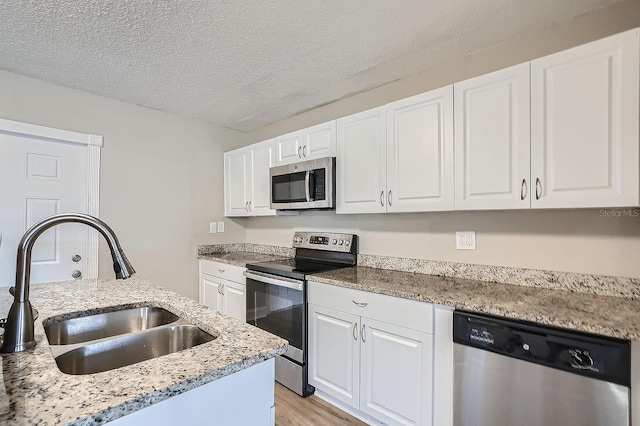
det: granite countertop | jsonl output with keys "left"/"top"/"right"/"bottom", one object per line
{"left": 310, "top": 266, "right": 640, "bottom": 340}
{"left": 197, "top": 252, "right": 289, "bottom": 267}
{"left": 0, "top": 277, "right": 287, "bottom": 425}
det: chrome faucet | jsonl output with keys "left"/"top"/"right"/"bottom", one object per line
{"left": 0, "top": 213, "right": 135, "bottom": 353}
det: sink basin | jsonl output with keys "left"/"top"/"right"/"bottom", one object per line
{"left": 45, "top": 306, "right": 179, "bottom": 345}
{"left": 53, "top": 324, "right": 215, "bottom": 375}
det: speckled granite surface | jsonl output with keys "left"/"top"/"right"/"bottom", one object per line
{"left": 197, "top": 243, "right": 293, "bottom": 258}
{"left": 198, "top": 244, "right": 639, "bottom": 299}
{"left": 0, "top": 277, "right": 287, "bottom": 425}
{"left": 197, "top": 251, "right": 289, "bottom": 267}
{"left": 309, "top": 267, "right": 640, "bottom": 340}
{"left": 359, "top": 254, "right": 640, "bottom": 299}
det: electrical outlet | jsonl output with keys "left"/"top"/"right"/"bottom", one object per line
{"left": 209, "top": 222, "right": 217, "bottom": 234}
{"left": 217, "top": 221, "right": 225, "bottom": 233}
{"left": 456, "top": 231, "right": 476, "bottom": 250}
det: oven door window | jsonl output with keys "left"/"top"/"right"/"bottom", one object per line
{"left": 246, "top": 278, "right": 303, "bottom": 351}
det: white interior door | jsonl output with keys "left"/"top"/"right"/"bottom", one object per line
{"left": 0, "top": 133, "right": 89, "bottom": 287}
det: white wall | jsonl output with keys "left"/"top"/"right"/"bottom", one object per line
{"left": 0, "top": 70, "right": 245, "bottom": 300}
{"left": 241, "top": 0, "right": 640, "bottom": 280}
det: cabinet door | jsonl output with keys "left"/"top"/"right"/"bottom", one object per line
{"left": 200, "top": 274, "right": 224, "bottom": 313}
{"left": 302, "top": 120, "right": 336, "bottom": 160}
{"left": 454, "top": 63, "right": 531, "bottom": 210}
{"left": 248, "top": 139, "right": 276, "bottom": 216}
{"left": 275, "top": 130, "right": 303, "bottom": 165}
{"left": 387, "top": 86, "right": 454, "bottom": 212}
{"left": 337, "top": 106, "right": 387, "bottom": 214}
{"left": 360, "top": 318, "right": 432, "bottom": 426}
{"left": 224, "top": 149, "right": 249, "bottom": 217}
{"left": 223, "top": 280, "right": 246, "bottom": 322}
{"left": 308, "top": 304, "right": 360, "bottom": 409}
{"left": 531, "top": 29, "right": 639, "bottom": 208}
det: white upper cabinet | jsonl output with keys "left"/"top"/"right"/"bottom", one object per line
{"left": 224, "top": 139, "right": 276, "bottom": 217}
{"left": 276, "top": 121, "right": 336, "bottom": 165}
{"left": 248, "top": 140, "right": 277, "bottom": 215}
{"left": 275, "top": 130, "right": 303, "bottom": 165}
{"left": 531, "top": 28, "right": 639, "bottom": 208}
{"left": 387, "top": 86, "right": 454, "bottom": 212}
{"left": 454, "top": 63, "right": 531, "bottom": 210}
{"left": 337, "top": 88, "right": 455, "bottom": 215}
{"left": 304, "top": 121, "right": 336, "bottom": 160}
{"left": 224, "top": 148, "right": 250, "bottom": 217}
{"left": 337, "top": 107, "right": 387, "bottom": 214}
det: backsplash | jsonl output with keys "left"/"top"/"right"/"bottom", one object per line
{"left": 198, "top": 243, "right": 294, "bottom": 258}
{"left": 198, "top": 244, "right": 640, "bottom": 299}
{"left": 358, "top": 254, "right": 640, "bottom": 300}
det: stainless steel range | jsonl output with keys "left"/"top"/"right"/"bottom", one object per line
{"left": 244, "top": 231, "right": 357, "bottom": 396}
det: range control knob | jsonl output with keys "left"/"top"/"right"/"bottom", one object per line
{"left": 337, "top": 240, "right": 343, "bottom": 245}
{"left": 344, "top": 240, "right": 350, "bottom": 247}
{"left": 568, "top": 349, "right": 594, "bottom": 369}
{"left": 332, "top": 239, "right": 337, "bottom": 245}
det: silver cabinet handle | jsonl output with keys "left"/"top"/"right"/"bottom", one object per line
{"left": 217, "top": 284, "right": 222, "bottom": 295}
{"left": 361, "top": 324, "right": 366, "bottom": 342}
{"left": 380, "top": 191, "right": 384, "bottom": 207}
{"left": 353, "top": 323, "right": 358, "bottom": 341}
{"left": 520, "top": 179, "right": 527, "bottom": 200}
{"left": 245, "top": 201, "right": 249, "bottom": 212}
{"left": 248, "top": 201, "right": 252, "bottom": 211}
{"left": 220, "top": 284, "right": 225, "bottom": 295}
{"left": 302, "top": 145, "right": 308, "bottom": 157}
{"left": 218, "top": 269, "right": 225, "bottom": 273}
{"left": 298, "top": 146, "right": 302, "bottom": 158}
{"left": 388, "top": 190, "right": 392, "bottom": 207}
{"left": 352, "top": 300, "right": 368, "bottom": 307}
{"left": 535, "top": 178, "right": 542, "bottom": 200}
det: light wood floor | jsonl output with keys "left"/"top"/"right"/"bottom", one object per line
{"left": 275, "top": 383, "right": 367, "bottom": 426}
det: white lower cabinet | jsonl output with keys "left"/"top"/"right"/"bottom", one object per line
{"left": 308, "top": 281, "right": 435, "bottom": 426}
{"left": 199, "top": 260, "right": 246, "bottom": 322}
{"left": 360, "top": 318, "right": 432, "bottom": 426}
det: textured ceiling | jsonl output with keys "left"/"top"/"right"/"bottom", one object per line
{"left": 0, "top": 0, "right": 621, "bottom": 132}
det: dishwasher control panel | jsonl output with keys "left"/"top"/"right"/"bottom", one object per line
{"left": 453, "top": 310, "right": 630, "bottom": 386}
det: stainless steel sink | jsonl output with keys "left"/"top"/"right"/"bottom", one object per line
{"left": 45, "top": 306, "right": 179, "bottom": 345}
{"left": 44, "top": 306, "right": 216, "bottom": 375}
{"left": 53, "top": 324, "right": 215, "bottom": 375}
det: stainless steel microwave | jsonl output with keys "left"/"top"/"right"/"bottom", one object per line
{"left": 270, "top": 157, "right": 336, "bottom": 210}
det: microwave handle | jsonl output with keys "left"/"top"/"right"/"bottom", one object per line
{"left": 304, "top": 170, "right": 316, "bottom": 201}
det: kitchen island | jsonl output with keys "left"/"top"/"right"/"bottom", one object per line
{"left": 0, "top": 277, "right": 287, "bottom": 425}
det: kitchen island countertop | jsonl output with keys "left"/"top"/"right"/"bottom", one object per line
{"left": 0, "top": 277, "right": 287, "bottom": 425}
{"left": 310, "top": 266, "right": 640, "bottom": 340}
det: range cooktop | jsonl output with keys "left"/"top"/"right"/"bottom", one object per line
{"left": 247, "top": 258, "right": 350, "bottom": 281}
{"left": 246, "top": 231, "right": 358, "bottom": 281}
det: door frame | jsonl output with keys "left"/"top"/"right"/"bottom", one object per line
{"left": 0, "top": 118, "right": 102, "bottom": 279}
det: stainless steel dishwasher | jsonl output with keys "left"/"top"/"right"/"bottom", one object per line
{"left": 453, "top": 311, "right": 630, "bottom": 426}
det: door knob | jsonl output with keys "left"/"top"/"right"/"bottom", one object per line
{"left": 72, "top": 254, "right": 81, "bottom": 262}
{"left": 71, "top": 270, "right": 82, "bottom": 279}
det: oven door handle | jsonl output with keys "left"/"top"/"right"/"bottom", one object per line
{"left": 243, "top": 270, "right": 304, "bottom": 291}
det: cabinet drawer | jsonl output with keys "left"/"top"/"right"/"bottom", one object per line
{"left": 199, "top": 260, "right": 246, "bottom": 284}
{"left": 308, "top": 281, "right": 432, "bottom": 334}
